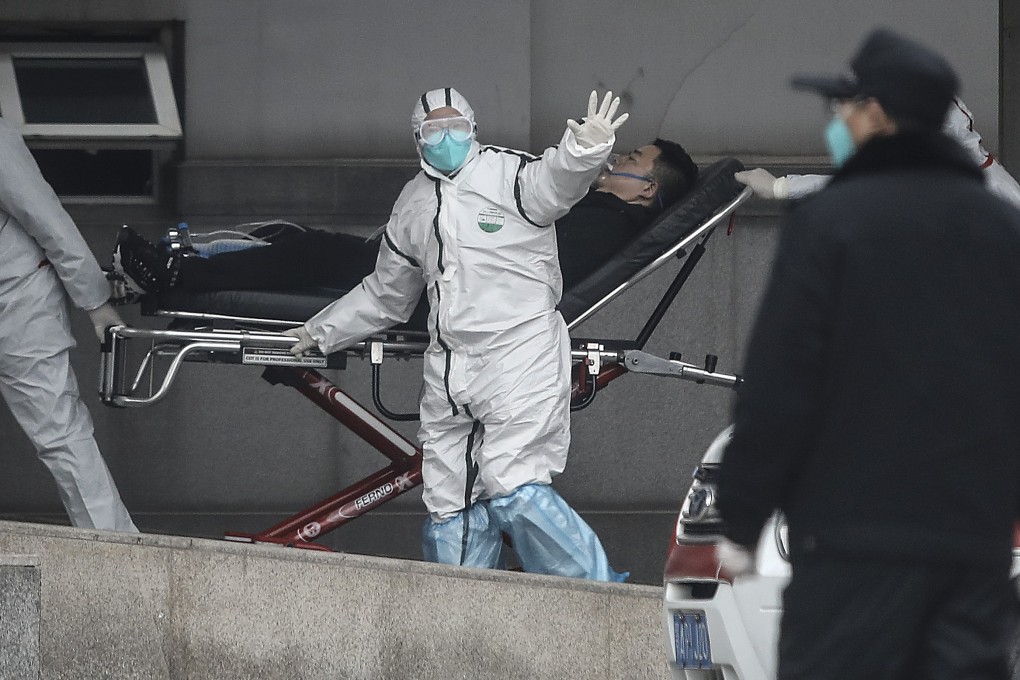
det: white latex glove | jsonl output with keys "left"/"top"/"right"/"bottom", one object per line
{"left": 87, "top": 302, "right": 124, "bottom": 342}
{"left": 734, "top": 168, "right": 789, "bottom": 200}
{"left": 283, "top": 326, "right": 318, "bottom": 358}
{"left": 715, "top": 537, "right": 756, "bottom": 580}
{"left": 566, "top": 90, "right": 629, "bottom": 149}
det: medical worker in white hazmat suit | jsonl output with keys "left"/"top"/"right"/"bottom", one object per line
{"left": 285, "top": 87, "right": 626, "bottom": 580}
{"left": 0, "top": 117, "right": 136, "bottom": 532}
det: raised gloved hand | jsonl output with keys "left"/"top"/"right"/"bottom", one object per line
{"left": 734, "top": 168, "right": 789, "bottom": 200}
{"left": 87, "top": 302, "right": 124, "bottom": 342}
{"left": 283, "top": 326, "right": 317, "bottom": 358}
{"left": 566, "top": 90, "right": 629, "bottom": 149}
{"left": 715, "top": 537, "right": 756, "bottom": 580}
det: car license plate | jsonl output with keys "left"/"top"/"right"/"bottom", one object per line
{"left": 673, "top": 610, "right": 712, "bottom": 669}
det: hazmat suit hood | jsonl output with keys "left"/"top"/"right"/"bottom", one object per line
{"left": 412, "top": 87, "right": 480, "bottom": 176}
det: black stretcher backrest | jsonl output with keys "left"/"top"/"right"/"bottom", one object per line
{"left": 557, "top": 157, "right": 745, "bottom": 325}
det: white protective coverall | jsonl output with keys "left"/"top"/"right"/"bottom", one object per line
{"left": 0, "top": 118, "right": 136, "bottom": 532}
{"left": 302, "top": 88, "right": 623, "bottom": 580}
{"left": 776, "top": 98, "right": 1020, "bottom": 207}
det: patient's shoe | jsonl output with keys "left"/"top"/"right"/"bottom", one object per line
{"left": 112, "top": 226, "right": 178, "bottom": 294}
{"left": 103, "top": 266, "right": 141, "bottom": 305}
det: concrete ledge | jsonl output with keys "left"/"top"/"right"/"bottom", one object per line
{"left": 0, "top": 553, "right": 40, "bottom": 680}
{"left": 0, "top": 520, "right": 670, "bottom": 679}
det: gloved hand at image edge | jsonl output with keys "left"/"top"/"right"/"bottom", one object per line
{"left": 566, "top": 90, "right": 629, "bottom": 149}
{"left": 283, "top": 326, "right": 318, "bottom": 358}
{"left": 86, "top": 302, "right": 125, "bottom": 342}
{"left": 716, "top": 536, "right": 756, "bottom": 580}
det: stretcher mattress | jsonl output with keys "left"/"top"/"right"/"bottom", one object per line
{"left": 150, "top": 157, "right": 745, "bottom": 327}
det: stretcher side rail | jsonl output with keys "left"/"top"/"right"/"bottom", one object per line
{"left": 100, "top": 324, "right": 429, "bottom": 408}
{"left": 567, "top": 186, "right": 751, "bottom": 331}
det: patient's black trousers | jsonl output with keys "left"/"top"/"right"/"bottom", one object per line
{"left": 179, "top": 229, "right": 378, "bottom": 293}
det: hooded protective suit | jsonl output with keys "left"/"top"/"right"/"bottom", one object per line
{"left": 0, "top": 117, "right": 136, "bottom": 532}
{"left": 303, "top": 88, "right": 623, "bottom": 579}
{"left": 778, "top": 98, "right": 1020, "bottom": 207}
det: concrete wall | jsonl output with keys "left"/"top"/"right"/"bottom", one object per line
{"left": 0, "top": 0, "right": 1000, "bottom": 158}
{"left": 0, "top": 0, "right": 1006, "bottom": 585}
{"left": 531, "top": 1, "right": 999, "bottom": 156}
{"left": 0, "top": 521, "right": 671, "bottom": 680}
{"left": 0, "top": 554, "right": 40, "bottom": 680}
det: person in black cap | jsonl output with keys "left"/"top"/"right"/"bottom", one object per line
{"left": 715, "top": 27, "right": 1020, "bottom": 680}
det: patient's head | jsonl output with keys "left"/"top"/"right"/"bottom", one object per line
{"left": 596, "top": 138, "right": 698, "bottom": 212}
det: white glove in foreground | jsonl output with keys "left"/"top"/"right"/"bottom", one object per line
{"left": 87, "top": 302, "right": 124, "bottom": 342}
{"left": 716, "top": 537, "right": 756, "bottom": 579}
{"left": 283, "top": 326, "right": 317, "bottom": 358}
{"left": 566, "top": 90, "right": 629, "bottom": 149}
{"left": 735, "top": 168, "right": 789, "bottom": 200}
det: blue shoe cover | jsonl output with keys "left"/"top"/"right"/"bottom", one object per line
{"left": 487, "top": 484, "right": 628, "bottom": 582}
{"left": 422, "top": 503, "right": 502, "bottom": 568}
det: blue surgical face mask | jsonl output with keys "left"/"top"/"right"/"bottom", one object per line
{"left": 421, "top": 135, "right": 472, "bottom": 173}
{"left": 825, "top": 115, "right": 857, "bottom": 168}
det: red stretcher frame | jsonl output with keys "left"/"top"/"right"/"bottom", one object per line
{"left": 221, "top": 359, "right": 629, "bottom": 550}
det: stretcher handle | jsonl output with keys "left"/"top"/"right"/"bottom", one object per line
{"left": 112, "top": 340, "right": 240, "bottom": 407}
{"left": 622, "top": 349, "right": 742, "bottom": 389}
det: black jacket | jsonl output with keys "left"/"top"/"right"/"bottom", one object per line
{"left": 555, "top": 190, "right": 654, "bottom": 289}
{"left": 718, "top": 131, "right": 1020, "bottom": 564}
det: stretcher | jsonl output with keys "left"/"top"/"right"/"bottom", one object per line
{"left": 99, "top": 157, "right": 752, "bottom": 550}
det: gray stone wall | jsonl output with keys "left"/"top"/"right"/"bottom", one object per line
{"left": 0, "top": 521, "right": 670, "bottom": 680}
{"left": 0, "top": 555, "right": 40, "bottom": 680}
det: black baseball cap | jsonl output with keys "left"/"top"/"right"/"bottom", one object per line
{"left": 791, "top": 28, "right": 959, "bottom": 129}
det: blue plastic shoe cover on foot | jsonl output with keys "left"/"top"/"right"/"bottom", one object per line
{"left": 422, "top": 502, "right": 502, "bottom": 569}
{"left": 487, "top": 484, "right": 628, "bottom": 582}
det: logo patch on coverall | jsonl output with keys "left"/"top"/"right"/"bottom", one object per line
{"left": 477, "top": 206, "right": 505, "bottom": 233}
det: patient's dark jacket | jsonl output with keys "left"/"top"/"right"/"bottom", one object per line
{"left": 178, "top": 190, "right": 654, "bottom": 294}
{"left": 555, "top": 190, "right": 654, "bottom": 289}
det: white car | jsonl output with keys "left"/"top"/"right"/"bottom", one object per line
{"left": 662, "top": 426, "right": 1020, "bottom": 680}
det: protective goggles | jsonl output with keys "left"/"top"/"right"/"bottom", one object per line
{"left": 417, "top": 116, "right": 474, "bottom": 146}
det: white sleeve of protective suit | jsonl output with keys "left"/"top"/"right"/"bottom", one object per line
{"left": 0, "top": 120, "right": 109, "bottom": 311}
{"left": 984, "top": 162, "right": 1020, "bottom": 209}
{"left": 516, "top": 129, "right": 612, "bottom": 226}
{"left": 779, "top": 174, "right": 831, "bottom": 200}
{"left": 304, "top": 229, "right": 425, "bottom": 355}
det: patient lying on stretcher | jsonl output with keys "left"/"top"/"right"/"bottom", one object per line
{"left": 111, "top": 139, "right": 697, "bottom": 298}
